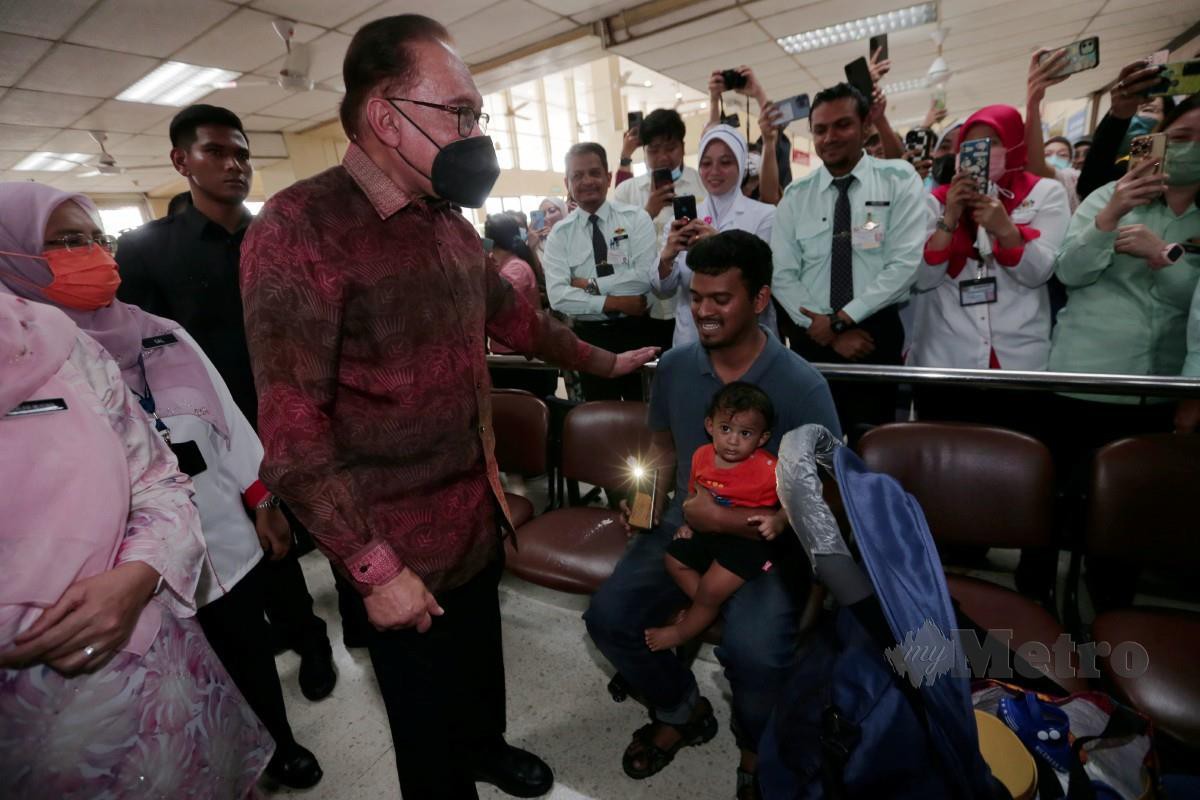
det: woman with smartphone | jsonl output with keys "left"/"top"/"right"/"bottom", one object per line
{"left": 652, "top": 124, "right": 778, "bottom": 348}
{"left": 1048, "top": 94, "right": 1200, "bottom": 610}
{"left": 910, "top": 104, "right": 1071, "bottom": 433}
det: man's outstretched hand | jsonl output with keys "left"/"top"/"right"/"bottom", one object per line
{"left": 608, "top": 346, "right": 660, "bottom": 378}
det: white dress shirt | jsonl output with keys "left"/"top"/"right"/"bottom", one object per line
{"left": 771, "top": 154, "right": 931, "bottom": 328}
{"left": 542, "top": 200, "right": 657, "bottom": 322}
{"left": 614, "top": 165, "right": 706, "bottom": 321}
{"left": 652, "top": 190, "right": 779, "bottom": 347}
{"left": 161, "top": 330, "right": 264, "bottom": 607}
{"left": 908, "top": 177, "right": 1070, "bottom": 371}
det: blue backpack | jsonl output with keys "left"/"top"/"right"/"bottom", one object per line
{"left": 758, "top": 427, "right": 1008, "bottom": 800}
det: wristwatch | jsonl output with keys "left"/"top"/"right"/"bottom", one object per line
{"left": 830, "top": 315, "right": 853, "bottom": 334}
{"left": 619, "top": 157, "right": 633, "bottom": 167}
{"left": 1161, "top": 242, "right": 1184, "bottom": 265}
{"left": 936, "top": 217, "right": 957, "bottom": 234}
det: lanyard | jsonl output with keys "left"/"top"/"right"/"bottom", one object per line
{"left": 131, "top": 354, "right": 171, "bottom": 443}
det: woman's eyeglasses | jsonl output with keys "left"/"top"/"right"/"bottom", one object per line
{"left": 44, "top": 233, "right": 119, "bottom": 255}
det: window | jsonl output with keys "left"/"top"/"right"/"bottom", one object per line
{"left": 97, "top": 205, "right": 145, "bottom": 236}
{"left": 244, "top": 201, "right": 264, "bottom": 215}
{"left": 510, "top": 82, "right": 548, "bottom": 172}
{"left": 484, "top": 93, "right": 514, "bottom": 170}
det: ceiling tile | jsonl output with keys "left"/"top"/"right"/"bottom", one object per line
{"left": 40, "top": 127, "right": 129, "bottom": 153}
{"left": 67, "top": 0, "right": 235, "bottom": 57}
{"left": 0, "top": 33, "right": 52, "bottom": 87}
{"left": 0, "top": 88, "right": 99, "bottom": 126}
{"left": 18, "top": 43, "right": 160, "bottom": 97}
{"left": 200, "top": 82, "right": 294, "bottom": 113}
{"left": 247, "top": 130, "right": 286, "bottom": 157}
{"left": 174, "top": 8, "right": 323, "bottom": 73}
{"left": 636, "top": 23, "right": 769, "bottom": 72}
{"left": 73, "top": 98, "right": 175, "bottom": 134}
{"left": 610, "top": 8, "right": 747, "bottom": 58}
{"left": 256, "top": 88, "right": 342, "bottom": 119}
{"left": 565, "top": 0, "right": 640, "bottom": 24}
{"left": 255, "top": 30, "right": 351, "bottom": 83}
{"left": 0, "top": 122, "right": 56, "bottom": 148}
{"left": 0, "top": 149, "right": 26, "bottom": 168}
{"left": 450, "top": 0, "right": 560, "bottom": 57}
{"left": 250, "top": 0, "right": 380, "bottom": 28}
{"left": 108, "top": 133, "right": 171, "bottom": 156}
{"left": 0, "top": 0, "right": 96, "bottom": 38}
{"left": 240, "top": 114, "right": 300, "bottom": 130}
{"left": 467, "top": 18, "right": 577, "bottom": 64}
{"left": 338, "top": 0, "right": 497, "bottom": 33}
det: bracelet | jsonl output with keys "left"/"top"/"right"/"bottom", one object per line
{"left": 936, "top": 217, "right": 958, "bottom": 234}
{"left": 256, "top": 494, "right": 281, "bottom": 511}
{"left": 586, "top": 278, "right": 600, "bottom": 295}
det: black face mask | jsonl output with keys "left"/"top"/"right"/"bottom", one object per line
{"left": 388, "top": 101, "right": 500, "bottom": 208}
{"left": 931, "top": 153, "right": 956, "bottom": 186}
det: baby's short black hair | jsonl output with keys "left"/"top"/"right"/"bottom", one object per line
{"left": 706, "top": 381, "right": 775, "bottom": 431}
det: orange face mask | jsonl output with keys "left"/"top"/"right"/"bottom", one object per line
{"left": 0, "top": 247, "right": 121, "bottom": 311}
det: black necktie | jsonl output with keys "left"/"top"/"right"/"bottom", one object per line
{"left": 829, "top": 175, "right": 855, "bottom": 312}
{"left": 589, "top": 214, "right": 607, "bottom": 267}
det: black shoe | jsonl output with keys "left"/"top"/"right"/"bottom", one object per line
{"left": 470, "top": 741, "right": 554, "bottom": 798}
{"left": 298, "top": 645, "right": 337, "bottom": 701}
{"left": 265, "top": 743, "right": 323, "bottom": 789}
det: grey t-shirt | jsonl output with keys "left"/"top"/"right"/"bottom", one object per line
{"left": 648, "top": 330, "right": 842, "bottom": 528}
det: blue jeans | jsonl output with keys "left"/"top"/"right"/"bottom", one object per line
{"left": 584, "top": 524, "right": 804, "bottom": 752}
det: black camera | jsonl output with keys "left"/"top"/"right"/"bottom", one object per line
{"left": 720, "top": 113, "right": 740, "bottom": 128}
{"left": 721, "top": 69, "right": 748, "bottom": 91}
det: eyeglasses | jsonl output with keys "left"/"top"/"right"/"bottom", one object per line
{"left": 44, "top": 233, "right": 118, "bottom": 255}
{"left": 388, "top": 98, "right": 489, "bottom": 137}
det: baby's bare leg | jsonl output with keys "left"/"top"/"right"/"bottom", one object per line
{"left": 646, "top": 562, "right": 745, "bottom": 651}
{"left": 665, "top": 554, "right": 702, "bottom": 600}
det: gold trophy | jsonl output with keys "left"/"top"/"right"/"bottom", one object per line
{"left": 627, "top": 457, "right": 656, "bottom": 530}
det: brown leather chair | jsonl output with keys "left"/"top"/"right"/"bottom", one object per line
{"left": 1085, "top": 434, "right": 1200, "bottom": 749}
{"left": 858, "top": 422, "right": 1086, "bottom": 693}
{"left": 504, "top": 401, "right": 653, "bottom": 594}
{"left": 491, "top": 389, "right": 550, "bottom": 528}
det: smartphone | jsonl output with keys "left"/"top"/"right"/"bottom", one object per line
{"left": 932, "top": 88, "right": 947, "bottom": 111}
{"left": 1039, "top": 36, "right": 1099, "bottom": 77}
{"left": 869, "top": 33, "right": 888, "bottom": 62}
{"left": 481, "top": 236, "right": 494, "bottom": 253}
{"left": 1147, "top": 59, "right": 1200, "bottom": 97}
{"left": 652, "top": 167, "right": 674, "bottom": 190}
{"left": 169, "top": 440, "right": 208, "bottom": 477}
{"left": 1148, "top": 49, "right": 1169, "bottom": 67}
{"left": 905, "top": 128, "right": 936, "bottom": 161}
{"left": 958, "top": 137, "right": 991, "bottom": 193}
{"left": 529, "top": 210, "right": 546, "bottom": 231}
{"left": 1129, "top": 133, "right": 1167, "bottom": 176}
{"left": 672, "top": 194, "right": 698, "bottom": 221}
{"left": 844, "top": 57, "right": 874, "bottom": 99}
{"left": 771, "top": 93, "right": 810, "bottom": 126}
{"left": 627, "top": 110, "right": 643, "bottom": 131}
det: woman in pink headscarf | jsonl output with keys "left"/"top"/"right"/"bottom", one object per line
{"left": 908, "top": 104, "right": 1071, "bottom": 429}
{"left": 0, "top": 185, "right": 274, "bottom": 797}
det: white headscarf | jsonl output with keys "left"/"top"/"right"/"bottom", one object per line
{"left": 698, "top": 125, "right": 747, "bottom": 228}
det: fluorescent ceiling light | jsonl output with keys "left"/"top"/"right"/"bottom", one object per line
{"left": 883, "top": 77, "right": 931, "bottom": 95}
{"left": 117, "top": 61, "right": 239, "bottom": 107}
{"left": 777, "top": 3, "right": 938, "bottom": 55}
{"left": 13, "top": 152, "right": 91, "bottom": 172}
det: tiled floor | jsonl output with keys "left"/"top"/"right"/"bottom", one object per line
{"left": 267, "top": 552, "right": 742, "bottom": 800}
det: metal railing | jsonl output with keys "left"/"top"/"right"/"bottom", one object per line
{"left": 486, "top": 355, "right": 1200, "bottom": 399}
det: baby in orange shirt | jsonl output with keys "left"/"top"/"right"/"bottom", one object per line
{"left": 645, "top": 382, "right": 788, "bottom": 652}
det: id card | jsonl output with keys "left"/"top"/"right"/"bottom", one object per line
{"left": 959, "top": 277, "right": 997, "bottom": 306}
{"left": 852, "top": 223, "right": 884, "bottom": 250}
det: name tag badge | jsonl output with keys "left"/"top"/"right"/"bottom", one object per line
{"left": 852, "top": 221, "right": 884, "bottom": 250}
{"left": 142, "top": 333, "right": 179, "bottom": 350}
{"left": 864, "top": 200, "right": 891, "bottom": 207}
{"left": 959, "top": 277, "right": 998, "bottom": 306}
{"left": 5, "top": 398, "right": 68, "bottom": 418}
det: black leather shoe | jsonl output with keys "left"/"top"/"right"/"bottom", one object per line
{"left": 298, "top": 645, "right": 337, "bottom": 701}
{"left": 266, "top": 743, "right": 323, "bottom": 789}
{"left": 470, "top": 742, "right": 554, "bottom": 797}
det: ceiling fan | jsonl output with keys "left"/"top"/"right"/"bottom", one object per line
{"left": 211, "top": 19, "right": 341, "bottom": 93}
{"left": 502, "top": 98, "right": 532, "bottom": 121}
{"left": 77, "top": 132, "right": 169, "bottom": 178}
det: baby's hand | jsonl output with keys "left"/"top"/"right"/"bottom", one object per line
{"left": 674, "top": 524, "right": 694, "bottom": 540}
{"left": 748, "top": 513, "right": 786, "bottom": 541}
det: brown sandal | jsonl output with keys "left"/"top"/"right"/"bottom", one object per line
{"left": 622, "top": 696, "right": 718, "bottom": 779}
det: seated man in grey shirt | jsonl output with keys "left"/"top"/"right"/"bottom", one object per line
{"left": 585, "top": 230, "right": 841, "bottom": 799}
